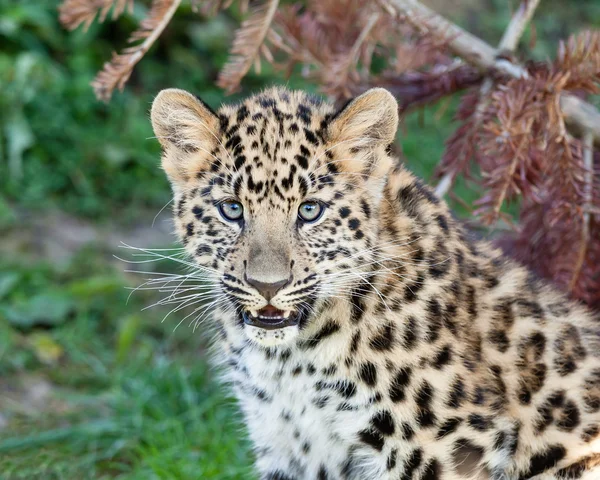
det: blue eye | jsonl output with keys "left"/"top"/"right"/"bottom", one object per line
{"left": 298, "top": 201, "right": 324, "bottom": 223}
{"left": 219, "top": 201, "right": 243, "bottom": 221}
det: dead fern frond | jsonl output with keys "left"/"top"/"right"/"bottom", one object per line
{"left": 217, "top": 0, "right": 280, "bottom": 93}
{"left": 195, "top": 0, "right": 239, "bottom": 17}
{"left": 390, "top": 33, "right": 450, "bottom": 75}
{"left": 436, "top": 88, "right": 489, "bottom": 185}
{"left": 474, "top": 78, "right": 546, "bottom": 223}
{"left": 478, "top": 60, "right": 595, "bottom": 299}
{"left": 91, "top": 0, "right": 181, "bottom": 102}
{"left": 272, "top": 0, "right": 394, "bottom": 99}
{"left": 59, "top": 0, "right": 133, "bottom": 31}
{"left": 514, "top": 155, "right": 599, "bottom": 309}
{"left": 320, "top": 12, "right": 381, "bottom": 98}
{"left": 272, "top": 5, "right": 321, "bottom": 66}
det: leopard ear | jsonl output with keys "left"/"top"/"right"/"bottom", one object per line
{"left": 151, "top": 88, "right": 220, "bottom": 184}
{"left": 328, "top": 88, "right": 398, "bottom": 150}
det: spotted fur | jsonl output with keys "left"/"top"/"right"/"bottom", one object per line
{"left": 150, "top": 87, "right": 600, "bottom": 479}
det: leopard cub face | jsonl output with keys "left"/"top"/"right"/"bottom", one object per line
{"left": 151, "top": 87, "right": 398, "bottom": 346}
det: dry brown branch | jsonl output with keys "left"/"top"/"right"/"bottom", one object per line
{"left": 272, "top": 1, "right": 389, "bottom": 98}
{"left": 435, "top": 80, "right": 493, "bottom": 198}
{"left": 59, "top": 0, "right": 133, "bottom": 31}
{"left": 91, "top": 0, "right": 181, "bottom": 102}
{"left": 555, "top": 31, "right": 600, "bottom": 89}
{"left": 568, "top": 131, "right": 594, "bottom": 291}
{"left": 433, "top": 0, "right": 540, "bottom": 197}
{"left": 320, "top": 12, "right": 380, "bottom": 98}
{"left": 358, "top": 64, "right": 482, "bottom": 111}
{"left": 561, "top": 95, "right": 600, "bottom": 139}
{"left": 435, "top": 87, "right": 490, "bottom": 194}
{"left": 385, "top": 0, "right": 600, "bottom": 145}
{"left": 474, "top": 76, "right": 547, "bottom": 223}
{"left": 217, "top": 0, "right": 280, "bottom": 93}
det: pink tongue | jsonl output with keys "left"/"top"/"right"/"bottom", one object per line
{"left": 258, "top": 305, "right": 284, "bottom": 317}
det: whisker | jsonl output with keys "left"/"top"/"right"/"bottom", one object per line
{"left": 152, "top": 197, "right": 174, "bottom": 227}
{"left": 174, "top": 294, "right": 222, "bottom": 332}
{"left": 117, "top": 243, "right": 220, "bottom": 275}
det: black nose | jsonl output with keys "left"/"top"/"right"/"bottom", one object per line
{"left": 245, "top": 275, "right": 291, "bottom": 301}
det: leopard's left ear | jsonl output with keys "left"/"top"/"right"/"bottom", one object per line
{"left": 328, "top": 88, "right": 398, "bottom": 151}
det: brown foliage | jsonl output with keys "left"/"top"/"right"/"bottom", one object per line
{"left": 94, "top": 0, "right": 182, "bottom": 101}
{"left": 59, "top": 0, "right": 132, "bottom": 31}
{"left": 436, "top": 87, "right": 493, "bottom": 187}
{"left": 470, "top": 32, "right": 600, "bottom": 305}
{"left": 272, "top": 1, "right": 453, "bottom": 100}
{"left": 60, "top": 0, "right": 182, "bottom": 101}
{"left": 57, "top": 1, "right": 600, "bottom": 307}
{"left": 217, "top": 0, "right": 280, "bottom": 93}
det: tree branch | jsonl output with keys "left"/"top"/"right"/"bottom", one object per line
{"left": 498, "top": 0, "right": 540, "bottom": 51}
{"left": 568, "top": 131, "right": 594, "bottom": 291}
{"left": 357, "top": 64, "right": 482, "bottom": 112}
{"left": 560, "top": 95, "right": 600, "bottom": 140}
{"left": 426, "top": 0, "right": 540, "bottom": 197}
{"left": 91, "top": 0, "right": 182, "bottom": 101}
{"left": 385, "top": 0, "right": 600, "bottom": 174}
{"left": 381, "top": 0, "right": 497, "bottom": 68}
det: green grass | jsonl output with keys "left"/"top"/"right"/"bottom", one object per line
{"left": 0, "top": 253, "right": 255, "bottom": 479}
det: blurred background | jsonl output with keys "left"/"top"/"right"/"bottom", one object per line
{"left": 1, "top": 1, "right": 599, "bottom": 478}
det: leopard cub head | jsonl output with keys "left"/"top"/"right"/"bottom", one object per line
{"left": 151, "top": 87, "right": 398, "bottom": 346}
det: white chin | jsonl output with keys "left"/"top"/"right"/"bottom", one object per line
{"left": 244, "top": 324, "right": 300, "bottom": 347}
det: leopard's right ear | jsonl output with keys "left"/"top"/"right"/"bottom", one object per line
{"left": 150, "top": 88, "right": 220, "bottom": 184}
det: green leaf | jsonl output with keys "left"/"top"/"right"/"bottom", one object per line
{"left": 0, "top": 271, "right": 20, "bottom": 299}
{"left": 116, "top": 314, "right": 142, "bottom": 364}
{"left": 2, "top": 291, "right": 74, "bottom": 328}
{"left": 28, "top": 332, "right": 63, "bottom": 365}
{"left": 0, "top": 196, "right": 17, "bottom": 228}
{"left": 67, "top": 275, "right": 122, "bottom": 298}
{"left": 4, "top": 111, "right": 34, "bottom": 180}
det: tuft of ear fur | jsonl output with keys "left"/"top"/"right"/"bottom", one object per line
{"left": 326, "top": 88, "right": 398, "bottom": 178}
{"left": 151, "top": 88, "right": 220, "bottom": 185}
{"left": 328, "top": 88, "right": 399, "bottom": 150}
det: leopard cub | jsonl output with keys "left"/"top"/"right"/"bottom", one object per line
{"left": 150, "top": 87, "right": 600, "bottom": 479}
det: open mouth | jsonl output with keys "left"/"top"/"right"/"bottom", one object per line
{"left": 242, "top": 305, "right": 300, "bottom": 330}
